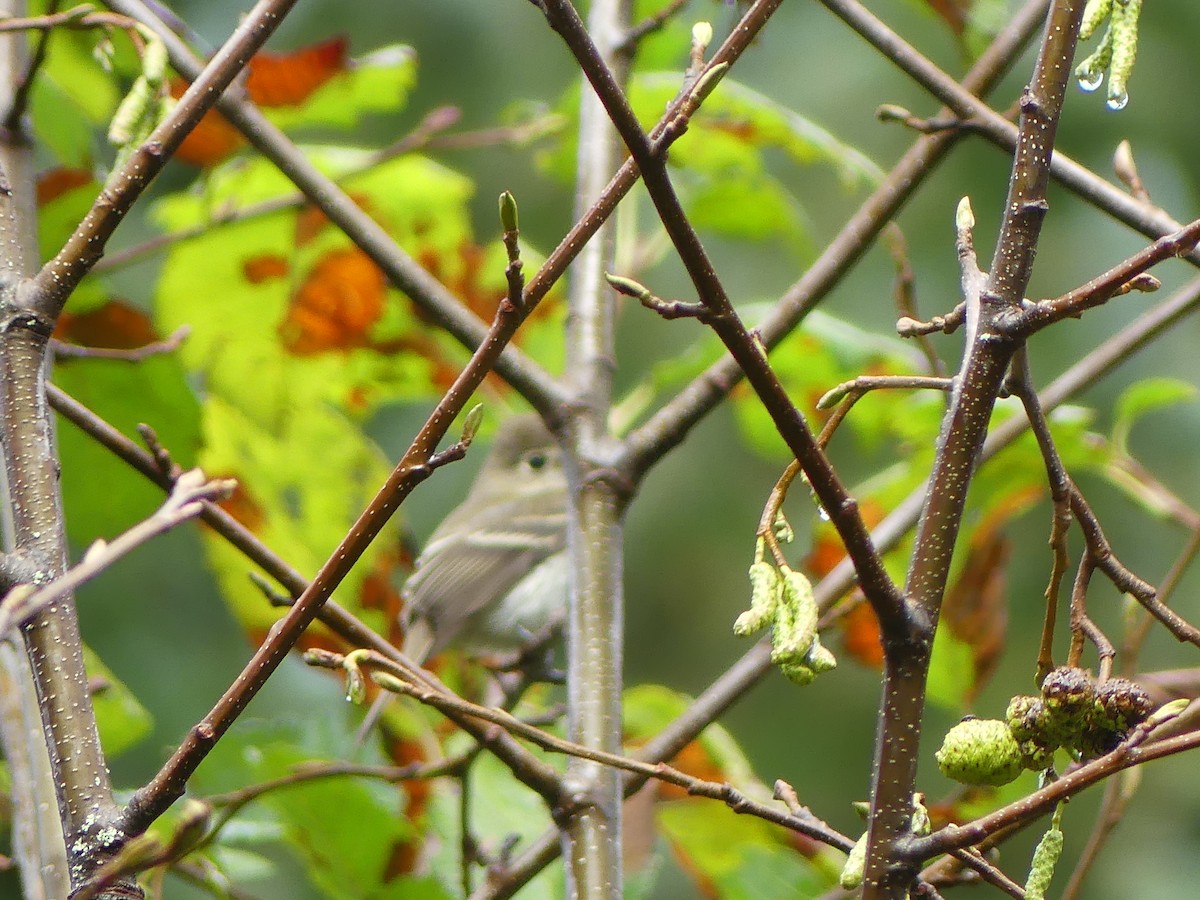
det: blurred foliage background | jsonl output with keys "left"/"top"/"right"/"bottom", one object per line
{"left": 18, "top": 0, "right": 1200, "bottom": 896}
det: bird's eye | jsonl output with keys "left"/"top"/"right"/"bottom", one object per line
{"left": 526, "top": 451, "right": 548, "bottom": 470}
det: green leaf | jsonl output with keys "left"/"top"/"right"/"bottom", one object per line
{"left": 197, "top": 396, "right": 400, "bottom": 641}
{"left": 266, "top": 45, "right": 418, "bottom": 132}
{"left": 624, "top": 684, "right": 757, "bottom": 787}
{"left": 192, "top": 717, "right": 423, "bottom": 898}
{"left": 732, "top": 308, "right": 926, "bottom": 458}
{"left": 54, "top": 355, "right": 201, "bottom": 544}
{"left": 656, "top": 800, "right": 834, "bottom": 898}
{"left": 153, "top": 151, "right": 486, "bottom": 419}
{"left": 924, "top": 624, "right": 976, "bottom": 710}
{"left": 540, "top": 74, "right": 880, "bottom": 251}
{"left": 85, "top": 646, "right": 153, "bottom": 757}
{"left": 423, "top": 748, "right": 565, "bottom": 899}
{"left": 31, "top": 30, "right": 120, "bottom": 166}
{"left": 1112, "top": 377, "right": 1196, "bottom": 456}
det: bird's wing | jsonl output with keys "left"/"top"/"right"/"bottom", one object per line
{"left": 401, "top": 490, "right": 567, "bottom": 659}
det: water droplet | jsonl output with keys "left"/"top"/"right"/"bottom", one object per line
{"left": 1107, "top": 90, "right": 1128, "bottom": 110}
{"left": 1078, "top": 68, "right": 1104, "bottom": 92}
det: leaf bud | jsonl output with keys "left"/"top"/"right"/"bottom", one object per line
{"left": 498, "top": 190, "right": 519, "bottom": 233}
{"left": 839, "top": 832, "right": 867, "bottom": 889}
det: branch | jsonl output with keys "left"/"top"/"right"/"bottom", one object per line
{"left": 537, "top": 0, "right": 907, "bottom": 639}
{"left": 0, "top": 469, "right": 233, "bottom": 639}
{"left": 864, "top": 2, "right": 1087, "bottom": 892}
{"left": 554, "top": 0, "right": 631, "bottom": 895}
{"left": 118, "top": 257, "right": 553, "bottom": 836}
{"left": 622, "top": 0, "right": 1051, "bottom": 475}
{"left": 27, "top": 0, "right": 300, "bottom": 322}
{"left": 820, "top": 0, "right": 1200, "bottom": 275}
{"left": 909, "top": 710, "right": 1200, "bottom": 860}
{"left": 333, "top": 648, "right": 858, "bottom": 852}
{"left": 1014, "top": 218, "right": 1200, "bottom": 332}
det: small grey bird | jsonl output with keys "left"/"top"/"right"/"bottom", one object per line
{"left": 400, "top": 413, "right": 570, "bottom": 664}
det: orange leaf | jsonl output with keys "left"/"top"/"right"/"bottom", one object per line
{"left": 839, "top": 599, "right": 884, "bottom": 669}
{"left": 294, "top": 192, "right": 373, "bottom": 246}
{"left": 279, "top": 248, "right": 386, "bottom": 354}
{"left": 36, "top": 167, "right": 93, "bottom": 205}
{"left": 170, "top": 79, "right": 246, "bottom": 168}
{"left": 54, "top": 300, "right": 158, "bottom": 349}
{"left": 942, "top": 530, "right": 1010, "bottom": 704}
{"left": 242, "top": 254, "right": 290, "bottom": 283}
{"left": 211, "top": 478, "right": 265, "bottom": 534}
{"left": 246, "top": 36, "right": 348, "bottom": 107}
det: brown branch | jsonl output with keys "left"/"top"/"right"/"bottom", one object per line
{"left": 909, "top": 715, "right": 1200, "bottom": 859}
{"left": 118, "top": 260, "right": 554, "bottom": 837}
{"left": 820, "top": 0, "right": 1200, "bottom": 278}
{"left": 621, "top": 0, "right": 1051, "bottom": 477}
{"left": 343, "top": 648, "right": 858, "bottom": 852}
{"left": 863, "top": 2, "right": 1087, "bottom": 893}
{"left": 1014, "top": 217, "right": 1200, "bottom": 333}
{"left": 27, "top": 0, "right": 301, "bottom": 323}
{"left": 0, "top": 469, "right": 233, "bottom": 639}
{"left": 537, "top": 0, "right": 907, "bottom": 638}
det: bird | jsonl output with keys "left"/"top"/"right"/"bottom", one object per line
{"left": 399, "top": 412, "right": 570, "bottom": 665}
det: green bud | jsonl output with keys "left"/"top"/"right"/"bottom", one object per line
{"left": 168, "top": 799, "right": 213, "bottom": 856}
{"left": 804, "top": 636, "right": 837, "bottom": 674}
{"left": 498, "top": 190, "right": 519, "bottom": 233}
{"left": 910, "top": 794, "right": 931, "bottom": 837}
{"left": 604, "top": 272, "right": 653, "bottom": 301}
{"left": 142, "top": 36, "right": 169, "bottom": 85}
{"left": 691, "top": 21, "right": 713, "bottom": 50}
{"left": 734, "top": 560, "right": 781, "bottom": 636}
{"left": 1145, "top": 697, "right": 1190, "bottom": 729}
{"left": 839, "top": 831, "right": 867, "bottom": 889}
{"left": 936, "top": 718, "right": 1024, "bottom": 787}
{"left": 955, "top": 196, "right": 975, "bottom": 234}
{"left": 342, "top": 650, "right": 368, "bottom": 705}
{"left": 461, "top": 404, "right": 485, "bottom": 447}
{"left": 772, "top": 512, "right": 794, "bottom": 545}
{"left": 372, "top": 670, "right": 408, "bottom": 694}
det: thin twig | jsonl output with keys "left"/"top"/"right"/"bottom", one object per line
{"left": 0, "top": 469, "right": 233, "bottom": 639}
{"left": 28, "top": 0, "right": 303, "bottom": 323}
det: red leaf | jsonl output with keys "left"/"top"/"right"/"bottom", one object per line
{"left": 246, "top": 36, "right": 348, "bottom": 107}
{"left": 942, "top": 530, "right": 1010, "bottom": 703}
{"left": 54, "top": 300, "right": 158, "bottom": 349}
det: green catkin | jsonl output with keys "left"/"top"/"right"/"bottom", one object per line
{"left": 1024, "top": 806, "right": 1065, "bottom": 899}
